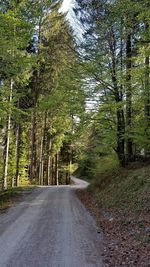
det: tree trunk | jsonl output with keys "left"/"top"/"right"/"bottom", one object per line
{"left": 126, "top": 33, "right": 133, "bottom": 162}
{"left": 144, "top": 22, "right": 150, "bottom": 156}
{"left": 110, "top": 34, "right": 125, "bottom": 167}
{"left": 39, "top": 112, "right": 47, "bottom": 185}
{"left": 46, "top": 138, "right": 51, "bottom": 185}
{"left": 30, "top": 105, "right": 37, "bottom": 181}
{"left": 51, "top": 158, "right": 54, "bottom": 185}
{"left": 116, "top": 20, "right": 125, "bottom": 167}
{"left": 144, "top": 54, "right": 150, "bottom": 120}
{"left": 69, "top": 146, "right": 72, "bottom": 184}
{"left": 66, "top": 170, "right": 69, "bottom": 185}
{"left": 2, "top": 79, "right": 13, "bottom": 191}
{"left": 47, "top": 154, "right": 51, "bottom": 185}
{"left": 116, "top": 109, "right": 125, "bottom": 167}
{"left": 41, "top": 160, "right": 44, "bottom": 186}
{"left": 39, "top": 134, "right": 44, "bottom": 185}
{"left": 15, "top": 124, "right": 21, "bottom": 187}
{"left": 54, "top": 153, "right": 59, "bottom": 186}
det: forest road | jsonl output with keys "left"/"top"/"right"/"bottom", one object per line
{"left": 0, "top": 177, "right": 103, "bottom": 267}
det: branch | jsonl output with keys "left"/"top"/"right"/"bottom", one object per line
{"left": 93, "top": 73, "right": 115, "bottom": 93}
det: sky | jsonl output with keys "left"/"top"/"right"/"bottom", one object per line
{"left": 62, "top": 0, "right": 95, "bottom": 110}
{"left": 61, "top": 0, "right": 83, "bottom": 40}
{"left": 61, "top": 0, "right": 73, "bottom": 12}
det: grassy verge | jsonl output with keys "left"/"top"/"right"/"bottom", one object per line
{"left": 77, "top": 161, "right": 150, "bottom": 266}
{"left": 87, "top": 163, "right": 150, "bottom": 246}
{"left": 88, "top": 164, "right": 150, "bottom": 216}
{"left": 0, "top": 186, "right": 36, "bottom": 211}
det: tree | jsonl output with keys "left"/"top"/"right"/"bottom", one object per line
{"left": 74, "top": 0, "right": 150, "bottom": 167}
{"left": 0, "top": 1, "right": 32, "bottom": 190}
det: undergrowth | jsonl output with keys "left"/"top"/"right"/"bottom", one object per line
{"left": 0, "top": 186, "right": 35, "bottom": 211}
{"left": 88, "top": 160, "right": 150, "bottom": 215}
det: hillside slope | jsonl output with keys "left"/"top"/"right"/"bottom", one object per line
{"left": 77, "top": 164, "right": 150, "bottom": 267}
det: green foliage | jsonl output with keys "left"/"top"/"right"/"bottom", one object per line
{"left": 75, "top": 0, "right": 150, "bottom": 167}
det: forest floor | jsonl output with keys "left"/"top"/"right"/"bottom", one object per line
{"left": 76, "top": 164, "right": 150, "bottom": 267}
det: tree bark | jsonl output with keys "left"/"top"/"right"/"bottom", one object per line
{"left": 116, "top": 20, "right": 125, "bottom": 166}
{"left": 15, "top": 124, "right": 21, "bottom": 187}
{"left": 109, "top": 29, "right": 125, "bottom": 167}
{"left": 66, "top": 170, "right": 69, "bottom": 185}
{"left": 46, "top": 138, "right": 51, "bottom": 185}
{"left": 30, "top": 105, "right": 37, "bottom": 181}
{"left": 54, "top": 153, "right": 59, "bottom": 186}
{"left": 144, "top": 22, "right": 150, "bottom": 156}
{"left": 51, "top": 157, "right": 54, "bottom": 185}
{"left": 39, "top": 134, "right": 43, "bottom": 185}
{"left": 126, "top": 33, "right": 133, "bottom": 162}
{"left": 69, "top": 146, "right": 72, "bottom": 184}
{"left": 2, "top": 79, "right": 13, "bottom": 191}
{"left": 116, "top": 109, "right": 125, "bottom": 167}
{"left": 39, "top": 112, "right": 47, "bottom": 185}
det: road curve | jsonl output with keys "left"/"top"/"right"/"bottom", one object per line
{"left": 0, "top": 177, "right": 103, "bottom": 267}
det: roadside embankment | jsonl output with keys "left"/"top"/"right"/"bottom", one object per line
{"left": 76, "top": 164, "right": 150, "bottom": 267}
{"left": 0, "top": 187, "right": 36, "bottom": 212}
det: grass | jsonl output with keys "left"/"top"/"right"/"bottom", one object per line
{"left": 0, "top": 186, "right": 35, "bottom": 211}
{"left": 84, "top": 161, "right": 150, "bottom": 253}
{"left": 87, "top": 158, "right": 150, "bottom": 216}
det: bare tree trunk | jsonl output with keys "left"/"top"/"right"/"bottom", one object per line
{"left": 39, "top": 112, "right": 47, "bottom": 185}
{"left": 69, "top": 161, "right": 71, "bottom": 184}
{"left": 66, "top": 152, "right": 70, "bottom": 185}
{"left": 66, "top": 170, "right": 69, "bottom": 185}
{"left": 11, "top": 178, "right": 14, "bottom": 188}
{"left": 54, "top": 153, "right": 59, "bottom": 186}
{"left": 30, "top": 18, "right": 41, "bottom": 180}
{"left": 46, "top": 139, "right": 51, "bottom": 185}
{"left": 126, "top": 33, "right": 133, "bottom": 162}
{"left": 30, "top": 105, "right": 37, "bottom": 181}
{"left": 116, "top": 21, "right": 125, "bottom": 167}
{"left": 51, "top": 157, "right": 54, "bottom": 185}
{"left": 109, "top": 29, "right": 125, "bottom": 167}
{"left": 144, "top": 22, "right": 150, "bottom": 156}
{"left": 116, "top": 109, "right": 125, "bottom": 167}
{"left": 145, "top": 55, "right": 150, "bottom": 121}
{"left": 39, "top": 158, "right": 44, "bottom": 186}
{"left": 15, "top": 124, "right": 21, "bottom": 187}
{"left": 2, "top": 79, "right": 13, "bottom": 191}
{"left": 68, "top": 145, "right": 72, "bottom": 184}
{"left": 39, "top": 135, "right": 44, "bottom": 185}
{"left": 47, "top": 154, "right": 51, "bottom": 185}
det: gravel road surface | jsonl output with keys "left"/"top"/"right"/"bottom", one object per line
{"left": 0, "top": 177, "right": 103, "bottom": 267}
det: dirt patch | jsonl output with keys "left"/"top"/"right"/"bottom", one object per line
{"left": 76, "top": 189, "right": 150, "bottom": 267}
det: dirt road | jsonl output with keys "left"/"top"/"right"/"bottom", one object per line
{"left": 0, "top": 177, "right": 103, "bottom": 267}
